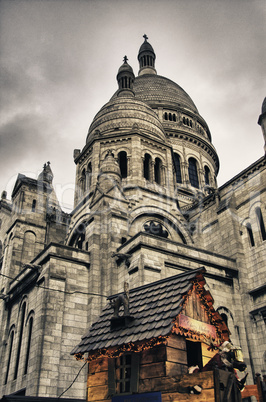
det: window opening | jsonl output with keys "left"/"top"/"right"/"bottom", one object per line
{"left": 246, "top": 223, "right": 255, "bottom": 247}
{"left": 5, "top": 330, "right": 14, "bottom": 384}
{"left": 174, "top": 153, "right": 182, "bottom": 184}
{"left": 115, "top": 354, "right": 132, "bottom": 394}
{"left": 255, "top": 207, "right": 266, "bottom": 240}
{"left": 143, "top": 154, "right": 151, "bottom": 180}
{"left": 118, "top": 151, "right": 128, "bottom": 178}
{"left": 77, "top": 233, "right": 85, "bottom": 250}
{"left": 31, "top": 200, "right": 36, "bottom": 212}
{"left": 204, "top": 166, "right": 210, "bottom": 186}
{"left": 24, "top": 316, "right": 33, "bottom": 375}
{"left": 14, "top": 303, "right": 26, "bottom": 379}
{"left": 154, "top": 157, "right": 162, "bottom": 185}
{"left": 188, "top": 158, "right": 199, "bottom": 188}
{"left": 186, "top": 340, "right": 203, "bottom": 369}
{"left": 87, "top": 162, "right": 92, "bottom": 189}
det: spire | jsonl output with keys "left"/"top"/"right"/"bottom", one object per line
{"left": 38, "top": 162, "right": 54, "bottom": 184}
{"left": 116, "top": 56, "right": 135, "bottom": 97}
{"left": 138, "top": 34, "right": 157, "bottom": 76}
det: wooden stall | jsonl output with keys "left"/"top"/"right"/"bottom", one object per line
{"left": 71, "top": 268, "right": 244, "bottom": 402}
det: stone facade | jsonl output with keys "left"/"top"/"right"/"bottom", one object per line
{"left": 0, "top": 37, "right": 265, "bottom": 399}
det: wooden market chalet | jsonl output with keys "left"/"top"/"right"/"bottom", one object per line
{"left": 71, "top": 268, "right": 244, "bottom": 402}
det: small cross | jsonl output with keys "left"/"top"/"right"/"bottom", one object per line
{"left": 123, "top": 55, "right": 128, "bottom": 63}
{"left": 143, "top": 34, "right": 148, "bottom": 41}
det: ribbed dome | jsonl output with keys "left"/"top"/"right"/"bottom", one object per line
{"left": 133, "top": 74, "right": 198, "bottom": 113}
{"left": 87, "top": 96, "right": 166, "bottom": 143}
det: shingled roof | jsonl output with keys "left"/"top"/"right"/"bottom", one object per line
{"left": 72, "top": 267, "right": 224, "bottom": 359}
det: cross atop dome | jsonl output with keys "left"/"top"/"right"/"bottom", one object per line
{"left": 123, "top": 55, "right": 128, "bottom": 63}
{"left": 143, "top": 34, "right": 148, "bottom": 41}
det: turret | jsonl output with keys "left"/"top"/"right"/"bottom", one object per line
{"left": 116, "top": 56, "right": 135, "bottom": 97}
{"left": 138, "top": 34, "right": 157, "bottom": 76}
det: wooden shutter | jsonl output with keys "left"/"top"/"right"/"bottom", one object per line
{"left": 130, "top": 353, "right": 140, "bottom": 393}
{"left": 108, "top": 358, "right": 116, "bottom": 396}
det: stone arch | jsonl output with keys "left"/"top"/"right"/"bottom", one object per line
{"left": 118, "top": 151, "right": 128, "bottom": 178}
{"left": 188, "top": 157, "right": 200, "bottom": 188}
{"left": 173, "top": 152, "right": 182, "bottom": 184}
{"left": 128, "top": 206, "right": 192, "bottom": 245}
{"left": 21, "top": 231, "right": 36, "bottom": 267}
{"left": 14, "top": 300, "right": 27, "bottom": 379}
{"left": 241, "top": 218, "right": 255, "bottom": 247}
{"left": 216, "top": 306, "right": 240, "bottom": 346}
{"left": 24, "top": 310, "right": 34, "bottom": 375}
{"left": 67, "top": 214, "right": 94, "bottom": 248}
{"left": 4, "top": 324, "right": 16, "bottom": 384}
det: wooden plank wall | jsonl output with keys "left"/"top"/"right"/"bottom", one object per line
{"left": 86, "top": 334, "right": 217, "bottom": 401}
{"left": 87, "top": 358, "right": 109, "bottom": 402}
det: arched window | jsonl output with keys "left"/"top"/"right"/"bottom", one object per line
{"left": 246, "top": 223, "right": 255, "bottom": 247}
{"left": 0, "top": 218, "right": 2, "bottom": 229}
{"left": 220, "top": 313, "right": 228, "bottom": 328}
{"left": 255, "top": 207, "right": 266, "bottom": 241}
{"left": 173, "top": 153, "right": 182, "bottom": 184}
{"left": 188, "top": 158, "right": 199, "bottom": 188}
{"left": 31, "top": 199, "right": 36, "bottom": 212}
{"left": 0, "top": 240, "right": 2, "bottom": 256}
{"left": 14, "top": 302, "right": 26, "bottom": 379}
{"left": 183, "top": 117, "right": 186, "bottom": 124}
{"left": 24, "top": 316, "right": 34, "bottom": 375}
{"left": 143, "top": 154, "right": 151, "bottom": 180}
{"left": 173, "top": 114, "right": 176, "bottom": 122}
{"left": 81, "top": 169, "right": 86, "bottom": 193}
{"left": 154, "top": 158, "right": 162, "bottom": 185}
{"left": 118, "top": 151, "right": 128, "bottom": 178}
{"left": 5, "top": 328, "right": 15, "bottom": 384}
{"left": 164, "top": 112, "right": 168, "bottom": 120}
{"left": 87, "top": 162, "right": 92, "bottom": 189}
{"left": 169, "top": 113, "right": 172, "bottom": 121}
{"left": 204, "top": 166, "right": 210, "bottom": 185}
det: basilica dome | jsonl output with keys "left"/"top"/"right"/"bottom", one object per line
{"left": 134, "top": 74, "right": 198, "bottom": 113}
{"left": 86, "top": 96, "right": 166, "bottom": 143}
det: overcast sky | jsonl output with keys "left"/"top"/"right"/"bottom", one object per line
{"left": 0, "top": 0, "right": 265, "bottom": 212}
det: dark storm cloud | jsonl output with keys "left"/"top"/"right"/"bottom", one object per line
{"left": 0, "top": 113, "right": 54, "bottom": 164}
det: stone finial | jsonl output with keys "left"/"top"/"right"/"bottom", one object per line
{"left": 1, "top": 191, "right": 7, "bottom": 200}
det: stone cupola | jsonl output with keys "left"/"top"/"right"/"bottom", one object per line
{"left": 138, "top": 34, "right": 157, "bottom": 76}
{"left": 116, "top": 56, "right": 135, "bottom": 97}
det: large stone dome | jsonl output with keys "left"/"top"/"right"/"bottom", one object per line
{"left": 134, "top": 74, "right": 198, "bottom": 113}
{"left": 86, "top": 96, "right": 166, "bottom": 143}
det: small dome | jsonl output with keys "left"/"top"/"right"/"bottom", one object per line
{"left": 138, "top": 39, "right": 155, "bottom": 56}
{"left": 138, "top": 35, "right": 156, "bottom": 76}
{"left": 116, "top": 56, "right": 135, "bottom": 95}
{"left": 100, "top": 150, "right": 121, "bottom": 176}
{"left": 87, "top": 96, "right": 166, "bottom": 143}
{"left": 117, "top": 57, "right": 134, "bottom": 75}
